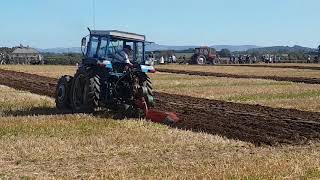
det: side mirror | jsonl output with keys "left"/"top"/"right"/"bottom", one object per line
{"left": 81, "top": 38, "right": 87, "bottom": 47}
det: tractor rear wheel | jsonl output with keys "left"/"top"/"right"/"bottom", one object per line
{"left": 87, "top": 72, "right": 101, "bottom": 109}
{"left": 55, "top": 75, "right": 73, "bottom": 112}
{"left": 71, "top": 68, "right": 101, "bottom": 113}
{"left": 196, "top": 55, "right": 207, "bottom": 65}
{"left": 141, "top": 73, "right": 155, "bottom": 108}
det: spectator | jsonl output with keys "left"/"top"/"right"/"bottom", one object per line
{"left": 253, "top": 56, "right": 257, "bottom": 63}
{"left": 245, "top": 55, "right": 250, "bottom": 64}
{"left": 172, "top": 55, "right": 177, "bottom": 63}
{"left": 160, "top": 56, "right": 165, "bottom": 64}
{"left": 238, "top": 55, "right": 243, "bottom": 64}
{"left": 307, "top": 56, "right": 311, "bottom": 63}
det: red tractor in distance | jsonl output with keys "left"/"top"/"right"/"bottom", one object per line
{"left": 190, "top": 46, "right": 217, "bottom": 65}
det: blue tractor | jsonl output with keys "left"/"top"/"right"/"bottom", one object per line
{"left": 55, "top": 29, "right": 158, "bottom": 118}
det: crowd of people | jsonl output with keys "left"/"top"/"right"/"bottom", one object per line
{"left": 0, "top": 52, "right": 9, "bottom": 65}
{"left": 229, "top": 55, "right": 257, "bottom": 64}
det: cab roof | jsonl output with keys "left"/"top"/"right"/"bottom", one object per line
{"left": 90, "top": 30, "right": 146, "bottom": 42}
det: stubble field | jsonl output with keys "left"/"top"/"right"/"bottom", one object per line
{"left": 0, "top": 64, "right": 320, "bottom": 179}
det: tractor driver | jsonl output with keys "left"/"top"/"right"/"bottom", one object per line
{"left": 113, "top": 45, "right": 134, "bottom": 68}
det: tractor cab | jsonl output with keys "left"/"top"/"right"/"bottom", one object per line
{"left": 81, "top": 29, "right": 148, "bottom": 67}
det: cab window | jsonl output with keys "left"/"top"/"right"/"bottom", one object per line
{"left": 107, "top": 39, "right": 124, "bottom": 59}
{"left": 97, "top": 37, "right": 108, "bottom": 58}
{"left": 134, "top": 42, "right": 144, "bottom": 64}
{"left": 87, "top": 36, "right": 99, "bottom": 58}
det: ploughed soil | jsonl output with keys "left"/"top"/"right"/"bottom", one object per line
{"left": 1, "top": 68, "right": 320, "bottom": 146}
{"left": 0, "top": 69, "right": 57, "bottom": 97}
{"left": 157, "top": 68, "right": 320, "bottom": 84}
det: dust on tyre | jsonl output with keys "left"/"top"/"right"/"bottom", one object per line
{"left": 55, "top": 75, "right": 73, "bottom": 111}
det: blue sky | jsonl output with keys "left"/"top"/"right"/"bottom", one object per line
{"left": 0, "top": 0, "right": 319, "bottom": 48}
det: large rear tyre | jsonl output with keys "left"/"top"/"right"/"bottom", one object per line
{"left": 141, "top": 73, "right": 155, "bottom": 108}
{"left": 71, "top": 68, "right": 101, "bottom": 113}
{"left": 55, "top": 75, "right": 73, "bottom": 112}
{"left": 87, "top": 72, "right": 101, "bottom": 109}
{"left": 196, "top": 55, "right": 207, "bottom": 65}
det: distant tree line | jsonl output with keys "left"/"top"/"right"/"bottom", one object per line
{"left": 0, "top": 47, "right": 14, "bottom": 54}
{"left": 218, "top": 49, "right": 231, "bottom": 57}
{"left": 43, "top": 53, "right": 82, "bottom": 65}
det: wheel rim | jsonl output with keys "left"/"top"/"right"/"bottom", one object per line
{"left": 57, "top": 84, "right": 66, "bottom": 102}
{"left": 197, "top": 57, "right": 205, "bottom": 64}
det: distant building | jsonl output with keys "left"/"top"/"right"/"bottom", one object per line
{"left": 11, "top": 45, "right": 44, "bottom": 64}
